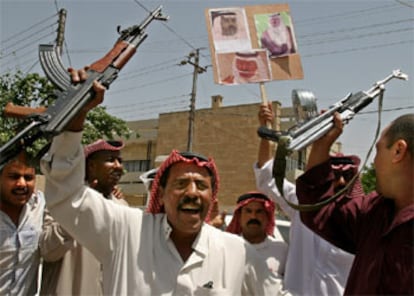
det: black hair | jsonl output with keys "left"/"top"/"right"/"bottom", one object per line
{"left": 385, "top": 114, "right": 414, "bottom": 156}
{"left": 159, "top": 151, "right": 215, "bottom": 189}
{"left": 237, "top": 192, "right": 269, "bottom": 204}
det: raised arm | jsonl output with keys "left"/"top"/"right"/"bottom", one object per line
{"left": 255, "top": 102, "right": 297, "bottom": 218}
{"left": 257, "top": 102, "right": 275, "bottom": 168}
{"left": 40, "top": 69, "right": 119, "bottom": 261}
{"left": 64, "top": 68, "right": 105, "bottom": 132}
{"left": 306, "top": 112, "right": 343, "bottom": 170}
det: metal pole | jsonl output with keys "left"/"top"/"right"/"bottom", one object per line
{"left": 56, "top": 9, "right": 67, "bottom": 56}
{"left": 180, "top": 49, "right": 206, "bottom": 152}
{"left": 187, "top": 49, "right": 200, "bottom": 152}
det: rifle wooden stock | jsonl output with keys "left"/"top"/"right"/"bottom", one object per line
{"left": 0, "top": 5, "right": 168, "bottom": 170}
{"left": 90, "top": 41, "right": 136, "bottom": 73}
{"left": 4, "top": 103, "right": 46, "bottom": 119}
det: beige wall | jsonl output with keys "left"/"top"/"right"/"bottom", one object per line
{"left": 36, "top": 97, "right": 339, "bottom": 213}
{"left": 119, "top": 98, "right": 304, "bottom": 212}
{"left": 117, "top": 119, "right": 158, "bottom": 206}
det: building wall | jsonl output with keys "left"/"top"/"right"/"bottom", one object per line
{"left": 118, "top": 97, "right": 303, "bottom": 212}
{"left": 118, "top": 119, "right": 158, "bottom": 207}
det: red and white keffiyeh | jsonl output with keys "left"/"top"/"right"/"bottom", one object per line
{"left": 146, "top": 149, "right": 220, "bottom": 222}
{"left": 226, "top": 191, "right": 275, "bottom": 236}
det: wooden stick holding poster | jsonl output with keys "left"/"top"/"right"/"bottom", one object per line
{"left": 259, "top": 82, "right": 273, "bottom": 128}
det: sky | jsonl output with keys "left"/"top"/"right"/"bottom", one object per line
{"left": 1, "top": 0, "right": 413, "bottom": 164}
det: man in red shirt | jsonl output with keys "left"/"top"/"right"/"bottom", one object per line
{"left": 296, "top": 113, "right": 414, "bottom": 295}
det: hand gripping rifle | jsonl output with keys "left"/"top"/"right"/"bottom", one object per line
{"left": 258, "top": 69, "right": 408, "bottom": 152}
{"left": 257, "top": 69, "right": 408, "bottom": 211}
{"left": 0, "top": 6, "right": 168, "bottom": 170}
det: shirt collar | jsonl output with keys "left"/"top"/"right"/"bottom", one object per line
{"left": 384, "top": 200, "right": 414, "bottom": 235}
{"left": 161, "top": 215, "right": 208, "bottom": 256}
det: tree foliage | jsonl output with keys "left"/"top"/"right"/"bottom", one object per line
{"left": 0, "top": 71, "right": 133, "bottom": 160}
{"left": 360, "top": 163, "right": 376, "bottom": 194}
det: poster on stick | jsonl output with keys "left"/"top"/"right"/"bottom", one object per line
{"left": 205, "top": 3, "right": 303, "bottom": 85}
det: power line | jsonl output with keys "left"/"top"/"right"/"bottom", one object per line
{"left": 303, "top": 39, "right": 413, "bottom": 57}
{"left": 301, "top": 27, "right": 413, "bottom": 47}
{"left": 132, "top": 0, "right": 196, "bottom": 50}
{"left": 298, "top": 18, "right": 414, "bottom": 39}
{"left": 358, "top": 105, "right": 414, "bottom": 114}
{"left": 295, "top": 3, "right": 400, "bottom": 25}
{"left": 1, "top": 1, "right": 412, "bottom": 122}
{"left": 395, "top": 0, "right": 414, "bottom": 8}
{"left": 1, "top": 23, "right": 57, "bottom": 55}
{"left": 1, "top": 30, "right": 56, "bottom": 60}
{"left": 1, "top": 13, "right": 57, "bottom": 44}
{"left": 106, "top": 93, "right": 189, "bottom": 110}
{"left": 109, "top": 72, "right": 192, "bottom": 96}
{"left": 2, "top": 4, "right": 410, "bottom": 67}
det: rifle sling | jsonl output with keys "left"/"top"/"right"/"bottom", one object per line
{"left": 272, "top": 138, "right": 343, "bottom": 212}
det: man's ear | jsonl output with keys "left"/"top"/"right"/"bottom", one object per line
{"left": 392, "top": 139, "right": 408, "bottom": 163}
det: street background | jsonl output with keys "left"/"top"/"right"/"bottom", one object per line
{"left": 1, "top": 0, "right": 413, "bottom": 164}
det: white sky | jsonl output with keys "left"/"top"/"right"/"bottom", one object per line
{"left": 1, "top": 0, "right": 413, "bottom": 164}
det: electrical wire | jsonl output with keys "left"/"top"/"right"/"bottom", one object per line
{"left": 0, "top": 1, "right": 412, "bottom": 122}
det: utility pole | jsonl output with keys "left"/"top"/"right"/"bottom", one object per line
{"left": 180, "top": 49, "right": 207, "bottom": 152}
{"left": 56, "top": 8, "right": 67, "bottom": 56}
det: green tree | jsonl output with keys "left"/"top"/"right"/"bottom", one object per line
{"left": 360, "top": 163, "right": 376, "bottom": 194}
{"left": 0, "top": 71, "right": 133, "bottom": 163}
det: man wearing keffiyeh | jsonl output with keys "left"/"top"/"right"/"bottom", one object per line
{"left": 256, "top": 102, "right": 356, "bottom": 296}
{"left": 40, "top": 139, "right": 128, "bottom": 296}
{"left": 40, "top": 69, "right": 288, "bottom": 295}
{"left": 227, "top": 192, "right": 288, "bottom": 276}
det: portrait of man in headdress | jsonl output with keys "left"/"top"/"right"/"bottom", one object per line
{"left": 217, "top": 50, "right": 271, "bottom": 85}
{"left": 256, "top": 12, "right": 297, "bottom": 58}
{"left": 208, "top": 7, "right": 251, "bottom": 52}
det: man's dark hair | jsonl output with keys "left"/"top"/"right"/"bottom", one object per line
{"left": 385, "top": 114, "right": 414, "bottom": 156}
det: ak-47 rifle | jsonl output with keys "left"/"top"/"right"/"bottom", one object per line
{"left": 257, "top": 69, "right": 408, "bottom": 152}
{"left": 257, "top": 69, "right": 408, "bottom": 211}
{"left": 0, "top": 6, "right": 168, "bottom": 170}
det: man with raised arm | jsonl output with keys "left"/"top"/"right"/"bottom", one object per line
{"left": 40, "top": 138, "right": 128, "bottom": 295}
{"left": 40, "top": 69, "right": 286, "bottom": 295}
{"left": 296, "top": 112, "right": 414, "bottom": 294}
{"left": 254, "top": 102, "right": 357, "bottom": 296}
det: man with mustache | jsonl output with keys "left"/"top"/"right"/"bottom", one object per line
{"left": 211, "top": 11, "right": 238, "bottom": 40}
{"left": 84, "top": 139, "right": 127, "bottom": 203}
{"left": 0, "top": 152, "right": 45, "bottom": 295}
{"left": 40, "top": 69, "right": 286, "bottom": 295}
{"left": 40, "top": 139, "right": 128, "bottom": 295}
{"left": 226, "top": 192, "right": 288, "bottom": 277}
{"left": 254, "top": 103, "right": 359, "bottom": 296}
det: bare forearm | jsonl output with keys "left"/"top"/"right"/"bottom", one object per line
{"left": 306, "top": 112, "right": 343, "bottom": 170}
{"left": 257, "top": 102, "right": 275, "bottom": 168}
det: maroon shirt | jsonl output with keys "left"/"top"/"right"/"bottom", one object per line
{"left": 296, "top": 160, "right": 414, "bottom": 295}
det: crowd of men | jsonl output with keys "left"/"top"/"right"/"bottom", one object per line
{"left": 0, "top": 69, "right": 413, "bottom": 295}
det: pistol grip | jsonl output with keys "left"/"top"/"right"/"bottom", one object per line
{"left": 39, "top": 44, "right": 71, "bottom": 91}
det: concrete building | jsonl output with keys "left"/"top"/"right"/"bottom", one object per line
{"left": 118, "top": 95, "right": 316, "bottom": 212}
